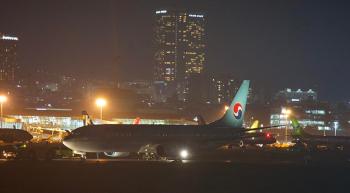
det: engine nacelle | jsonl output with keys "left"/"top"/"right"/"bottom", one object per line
{"left": 103, "top": 152, "right": 130, "bottom": 157}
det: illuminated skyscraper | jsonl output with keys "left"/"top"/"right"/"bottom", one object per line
{"left": 154, "top": 10, "right": 177, "bottom": 82}
{"left": 0, "top": 33, "right": 19, "bottom": 82}
{"left": 154, "top": 9, "right": 206, "bottom": 102}
{"left": 154, "top": 9, "right": 206, "bottom": 82}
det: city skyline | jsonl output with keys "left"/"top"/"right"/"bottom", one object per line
{"left": 0, "top": 0, "right": 350, "bottom": 101}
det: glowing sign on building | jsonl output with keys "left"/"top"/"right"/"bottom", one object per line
{"left": 156, "top": 10, "right": 167, "bottom": 14}
{"left": 1, "top": 35, "right": 18, "bottom": 41}
{"left": 188, "top": 14, "right": 204, "bottom": 18}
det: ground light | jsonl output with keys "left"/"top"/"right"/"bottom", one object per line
{"left": 180, "top": 149, "right": 189, "bottom": 159}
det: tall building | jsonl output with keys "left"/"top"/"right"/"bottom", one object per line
{"left": 154, "top": 10, "right": 176, "bottom": 82}
{"left": 275, "top": 88, "right": 317, "bottom": 103}
{"left": 0, "top": 33, "right": 19, "bottom": 82}
{"left": 270, "top": 102, "right": 332, "bottom": 132}
{"left": 208, "top": 75, "right": 240, "bottom": 104}
{"left": 154, "top": 9, "right": 206, "bottom": 102}
{"left": 207, "top": 75, "right": 255, "bottom": 105}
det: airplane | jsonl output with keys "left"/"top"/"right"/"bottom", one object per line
{"left": 291, "top": 118, "right": 350, "bottom": 151}
{"left": 0, "top": 128, "right": 33, "bottom": 144}
{"left": 63, "top": 80, "right": 281, "bottom": 159}
{"left": 242, "top": 120, "right": 276, "bottom": 147}
{"left": 226, "top": 120, "right": 276, "bottom": 148}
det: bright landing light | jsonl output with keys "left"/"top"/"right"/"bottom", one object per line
{"left": 180, "top": 149, "right": 189, "bottom": 159}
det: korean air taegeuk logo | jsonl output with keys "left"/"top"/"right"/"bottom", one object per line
{"left": 233, "top": 103, "right": 243, "bottom": 119}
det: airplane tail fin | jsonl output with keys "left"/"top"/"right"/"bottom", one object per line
{"left": 250, "top": 120, "right": 259, "bottom": 129}
{"left": 291, "top": 118, "right": 304, "bottom": 137}
{"left": 82, "top": 111, "right": 94, "bottom": 126}
{"left": 210, "top": 80, "right": 250, "bottom": 128}
{"left": 248, "top": 120, "right": 259, "bottom": 133}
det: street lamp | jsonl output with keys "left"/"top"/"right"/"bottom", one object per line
{"left": 281, "top": 108, "right": 292, "bottom": 143}
{"left": 0, "top": 95, "right": 7, "bottom": 128}
{"left": 96, "top": 98, "right": 107, "bottom": 120}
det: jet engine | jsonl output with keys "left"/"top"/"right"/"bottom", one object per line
{"left": 103, "top": 152, "right": 130, "bottom": 157}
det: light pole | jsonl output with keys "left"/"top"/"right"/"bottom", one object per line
{"left": 96, "top": 98, "right": 107, "bottom": 120}
{"left": 0, "top": 95, "right": 7, "bottom": 128}
{"left": 281, "top": 108, "right": 291, "bottom": 144}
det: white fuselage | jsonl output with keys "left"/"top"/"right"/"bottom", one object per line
{"left": 63, "top": 124, "right": 243, "bottom": 154}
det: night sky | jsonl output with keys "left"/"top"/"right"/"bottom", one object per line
{"left": 1, "top": 0, "right": 350, "bottom": 101}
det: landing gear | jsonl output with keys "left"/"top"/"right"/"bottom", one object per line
{"left": 80, "top": 154, "right": 87, "bottom": 160}
{"left": 73, "top": 151, "right": 86, "bottom": 160}
{"left": 239, "top": 140, "right": 245, "bottom": 148}
{"left": 138, "top": 144, "right": 167, "bottom": 161}
{"left": 139, "top": 152, "right": 161, "bottom": 160}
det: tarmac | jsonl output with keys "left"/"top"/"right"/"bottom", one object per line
{"left": 0, "top": 149, "right": 349, "bottom": 193}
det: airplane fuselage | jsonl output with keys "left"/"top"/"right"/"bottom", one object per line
{"left": 63, "top": 124, "right": 245, "bottom": 154}
{"left": 0, "top": 129, "right": 33, "bottom": 144}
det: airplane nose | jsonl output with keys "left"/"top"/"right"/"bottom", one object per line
{"left": 62, "top": 140, "right": 73, "bottom": 150}
{"left": 62, "top": 136, "right": 73, "bottom": 149}
{"left": 26, "top": 133, "right": 33, "bottom": 141}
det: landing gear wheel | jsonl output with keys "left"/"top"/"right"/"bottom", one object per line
{"left": 80, "top": 154, "right": 87, "bottom": 161}
{"left": 239, "top": 140, "right": 245, "bottom": 148}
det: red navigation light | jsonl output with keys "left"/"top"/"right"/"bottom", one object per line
{"left": 266, "top": 133, "right": 271, "bottom": 138}
{"left": 133, "top": 117, "right": 141, "bottom": 125}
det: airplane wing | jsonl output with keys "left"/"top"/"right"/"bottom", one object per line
{"left": 215, "top": 125, "right": 284, "bottom": 133}
{"left": 242, "top": 125, "right": 284, "bottom": 133}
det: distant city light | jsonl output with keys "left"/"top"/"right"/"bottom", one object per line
{"left": 281, "top": 108, "right": 292, "bottom": 117}
{"left": 188, "top": 14, "right": 204, "bottom": 18}
{"left": 27, "top": 108, "right": 72, "bottom": 111}
{"left": 156, "top": 10, "right": 167, "bottom": 14}
{"left": 1, "top": 35, "right": 18, "bottom": 41}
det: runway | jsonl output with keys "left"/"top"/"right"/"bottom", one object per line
{"left": 1, "top": 148, "right": 350, "bottom": 193}
{"left": 0, "top": 158, "right": 349, "bottom": 193}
